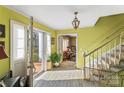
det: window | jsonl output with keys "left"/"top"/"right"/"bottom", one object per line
{"left": 13, "top": 23, "right": 25, "bottom": 60}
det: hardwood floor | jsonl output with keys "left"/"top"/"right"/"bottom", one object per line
{"left": 52, "top": 61, "right": 79, "bottom": 71}
{"left": 34, "top": 62, "right": 42, "bottom": 73}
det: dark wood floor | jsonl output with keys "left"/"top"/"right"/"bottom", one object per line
{"left": 52, "top": 61, "right": 79, "bottom": 71}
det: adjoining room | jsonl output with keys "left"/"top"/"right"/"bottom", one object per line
{"left": 54, "top": 34, "right": 78, "bottom": 70}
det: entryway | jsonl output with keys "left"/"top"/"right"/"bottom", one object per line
{"left": 10, "top": 19, "right": 52, "bottom": 78}
{"left": 33, "top": 28, "right": 51, "bottom": 77}
{"left": 33, "top": 30, "right": 43, "bottom": 75}
{"left": 57, "top": 34, "right": 78, "bottom": 70}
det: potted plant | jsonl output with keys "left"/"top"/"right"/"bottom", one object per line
{"left": 47, "top": 56, "right": 52, "bottom": 70}
{"left": 50, "top": 53, "right": 61, "bottom": 67}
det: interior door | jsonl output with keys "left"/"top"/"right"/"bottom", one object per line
{"left": 11, "top": 20, "right": 27, "bottom": 77}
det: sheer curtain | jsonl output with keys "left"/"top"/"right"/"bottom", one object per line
{"left": 63, "top": 38, "right": 69, "bottom": 51}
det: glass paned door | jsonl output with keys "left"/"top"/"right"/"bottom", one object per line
{"left": 33, "top": 30, "right": 51, "bottom": 75}
{"left": 33, "top": 31, "right": 43, "bottom": 75}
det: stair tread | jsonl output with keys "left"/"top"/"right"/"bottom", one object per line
{"left": 116, "top": 49, "right": 124, "bottom": 52}
{"left": 119, "top": 60, "right": 124, "bottom": 66}
{"left": 100, "top": 79, "right": 119, "bottom": 85}
{"left": 111, "top": 54, "right": 119, "bottom": 58}
{"left": 101, "top": 55, "right": 119, "bottom": 63}
{"left": 97, "top": 65, "right": 107, "bottom": 70}
{"left": 87, "top": 44, "right": 124, "bottom": 84}
{"left": 92, "top": 73, "right": 104, "bottom": 77}
{"left": 101, "top": 57, "right": 110, "bottom": 62}
{"left": 97, "top": 64, "right": 109, "bottom": 70}
{"left": 92, "top": 75, "right": 104, "bottom": 81}
{"left": 110, "top": 65, "right": 124, "bottom": 72}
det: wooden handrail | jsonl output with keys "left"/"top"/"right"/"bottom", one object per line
{"left": 98, "top": 26, "right": 124, "bottom": 44}
{"left": 86, "top": 26, "right": 124, "bottom": 53}
{"left": 84, "top": 33, "right": 122, "bottom": 57}
{"left": 83, "top": 26, "right": 124, "bottom": 81}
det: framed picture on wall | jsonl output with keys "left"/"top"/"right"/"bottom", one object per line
{"left": 0, "top": 24, "right": 5, "bottom": 38}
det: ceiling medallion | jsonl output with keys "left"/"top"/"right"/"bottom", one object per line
{"left": 72, "top": 12, "right": 80, "bottom": 30}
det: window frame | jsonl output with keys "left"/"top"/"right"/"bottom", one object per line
{"left": 10, "top": 20, "right": 27, "bottom": 62}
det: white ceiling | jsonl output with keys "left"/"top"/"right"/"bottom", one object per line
{"left": 7, "top": 5, "right": 124, "bottom": 30}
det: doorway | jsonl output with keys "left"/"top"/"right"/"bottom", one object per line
{"left": 10, "top": 20, "right": 27, "bottom": 77}
{"left": 57, "top": 34, "right": 78, "bottom": 70}
{"left": 33, "top": 28, "right": 51, "bottom": 76}
{"left": 33, "top": 30, "right": 43, "bottom": 75}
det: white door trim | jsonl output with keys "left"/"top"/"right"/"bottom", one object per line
{"left": 33, "top": 27, "right": 51, "bottom": 77}
{"left": 10, "top": 20, "right": 27, "bottom": 76}
{"left": 33, "top": 27, "right": 51, "bottom": 35}
{"left": 57, "top": 33, "right": 78, "bottom": 66}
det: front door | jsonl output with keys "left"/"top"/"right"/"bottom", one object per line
{"left": 10, "top": 20, "right": 27, "bottom": 77}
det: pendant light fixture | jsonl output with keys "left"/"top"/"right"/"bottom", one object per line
{"left": 72, "top": 12, "right": 80, "bottom": 30}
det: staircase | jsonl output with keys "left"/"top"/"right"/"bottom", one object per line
{"left": 83, "top": 28, "right": 124, "bottom": 87}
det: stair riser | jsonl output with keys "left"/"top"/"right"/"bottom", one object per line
{"left": 86, "top": 45, "right": 124, "bottom": 85}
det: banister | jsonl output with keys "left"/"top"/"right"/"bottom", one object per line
{"left": 83, "top": 26, "right": 124, "bottom": 81}
{"left": 82, "top": 26, "right": 124, "bottom": 57}
{"left": 84, "top": 26, "right": 124, "bottom": 56}
{"left": 84, "top": 33, "right": 122, "bottom": 57}
{"left": 98, "top": 26, "right": 124, "bottom": 44}
{"left": 87, "top": 26, "right": 124, "bottom": 51}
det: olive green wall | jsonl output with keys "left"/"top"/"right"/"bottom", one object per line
{"left": 0, "top": 6, "right": 56, "bottom": 76}
{"left": 56, "top": 13, "right": 124, "bottom": 68}
{"left": 1, "top": 5, "right": 124, "bottom": 76}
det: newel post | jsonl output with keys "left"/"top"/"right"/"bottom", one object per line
{"left": 83, "top": 51, "right": 86, "bottom": 79}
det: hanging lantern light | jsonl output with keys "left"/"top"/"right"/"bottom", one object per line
{"left": 72, "top": 12, "right": 80, "bottom": 30}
